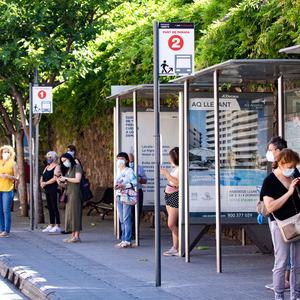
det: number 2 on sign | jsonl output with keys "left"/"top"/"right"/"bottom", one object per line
{"left": 168, "top": 35, "right": 184, "bottom": 51}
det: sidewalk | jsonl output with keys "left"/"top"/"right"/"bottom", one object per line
{"left": 0, "top": 201, "right": 276, "bottom": 300}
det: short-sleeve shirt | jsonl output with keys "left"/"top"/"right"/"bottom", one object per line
{"left": 260, "top": 172, "right": 300, "bottom": 221}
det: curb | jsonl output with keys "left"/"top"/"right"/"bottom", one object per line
{"left": 0, "top": 256, "right": 58, "bottom": 300}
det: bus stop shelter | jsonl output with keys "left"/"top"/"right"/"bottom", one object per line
{"left": 108, "top": 59, "right": 300, "bottom": 274}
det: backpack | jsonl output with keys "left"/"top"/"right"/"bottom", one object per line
{"left": 80, "top": 173, "right": 93, "bottom": 203}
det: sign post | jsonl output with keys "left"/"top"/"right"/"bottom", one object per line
{"left": 153, "top": 21, "right": 194, "bottom": 286}
{"left": 29, "top": 80, "right": 53, "bottom": 230}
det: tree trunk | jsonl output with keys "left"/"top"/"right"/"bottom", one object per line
{"left": 15, "top": 131, "right": 28, "bottom": 217}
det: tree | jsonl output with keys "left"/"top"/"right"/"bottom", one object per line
{"left": 0, "top": 0, "right": 129, "bottom": 217}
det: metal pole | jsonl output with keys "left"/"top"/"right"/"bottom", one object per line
{"left": 214, "top": 69, "right": 222, "bottom": 273}
{"left": 278, "top": 75, "right": 284, "bottom": 138}
{"left": 114, "top": 97, "right": 121, "bottom": 238}
{"left": 29, "top": 82, "right": 34, "bottom": 230}
{"left": 34, "top": 68, "right": 39, "bottom": 230}
{"left": 184, "top": 80, "right": 190, "bottom": 263}
{"left": 133, "top": 91, "right": 139, "bottom": 246}
{"left": 153, "top": 21, "right": 161, "bottom": 287}
{"left": 178, "top": 91, "right": 184, "bottom": 256}
{"left": 35, "top": 118, "right": 39, "bottom": 229}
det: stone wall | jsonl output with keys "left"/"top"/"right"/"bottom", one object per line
{"left": 48, "top": 114, "right": 115, "bottom": 192}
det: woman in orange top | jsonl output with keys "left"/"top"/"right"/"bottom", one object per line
{"left": 0, "top": 145, "right": 19, "bottom": 237}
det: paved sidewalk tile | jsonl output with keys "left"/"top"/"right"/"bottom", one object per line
{"left": 0, "top": 203, "right": 278, "bottom": 299}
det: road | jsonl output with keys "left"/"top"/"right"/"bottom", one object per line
{"left": 0, "top": 276, "right": 28, "bottom": 300}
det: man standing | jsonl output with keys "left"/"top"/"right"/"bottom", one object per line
{"left": 128, "top": 153, "right": 147, "bottom": 238}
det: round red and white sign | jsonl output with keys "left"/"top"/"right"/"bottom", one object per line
{"left": 38, "top": 90, "right": 47, "bottom": 99}
{"left": 168, "top": 35, "right": 184, "bottom": 51}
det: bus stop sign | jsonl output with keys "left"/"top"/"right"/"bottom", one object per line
{"left": 32, "top": 86, "right": 53, "bottom": 113}
{"left": 158, "top": 22, "right": 194, "bottom": 76}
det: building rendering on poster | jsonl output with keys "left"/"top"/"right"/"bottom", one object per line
{"left": 121, "top": 109, "right": 179, "bottom": 208}
{"left": 189, "top": 92, "right": 273, "bottom": 220}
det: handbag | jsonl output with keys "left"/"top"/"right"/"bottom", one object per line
{"left": 120, "top": 189, "right": 137, "bottom": 205}
{"left": 60, "top": 192, "right": 68, "bottom": 204}
{"left": 256, "top": 200, "right": 269, "bottom": 217}
{"left": 165, "top": 184, "right": 179, "bottom": 194}
{"left": 273, "top": 196, "right": 300, "bottom": 243}
{"left": 80, "top": 175, "right": 93, "bottom": 203}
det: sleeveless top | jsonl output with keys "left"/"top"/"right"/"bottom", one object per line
{"left": 42, "top": 166, "right": 58, "bottom": 193}
{"left": 0, "top": 159, "right": 14, "bottom": 192}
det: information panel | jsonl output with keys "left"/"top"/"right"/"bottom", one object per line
{"left": 189, "top": 92, "right": 273, "bottom": 223}
{"left": 120, "top": 108, "right": 179, "bottom": 208}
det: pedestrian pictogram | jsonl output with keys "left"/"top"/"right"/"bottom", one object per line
{"left": 32, "top": 86, "right": 53, "bottom": 114}
{"left": 158, "top": 22, "right": 194, "bottom": 76}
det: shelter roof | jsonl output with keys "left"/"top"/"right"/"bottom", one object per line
{"left": 279, "top": 45, "right": 300, "bottom": 54}
{"left": 170, "top": 59, "right": 300, "bottom": 85}
{"left": 106, "top": 83, "right": 212, "bottom": 100}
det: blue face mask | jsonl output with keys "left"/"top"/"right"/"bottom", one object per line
{"left": 129, "top": 162, "right": 134, "bottom": 168}
{"left": 63, "top": 161, "right": 71, "bottom": 168}
{"left": 47, "top": 158, "right": 54, "bottom": 164}
{"left": 67, "top": 151, "right": 75, "bottom": 157}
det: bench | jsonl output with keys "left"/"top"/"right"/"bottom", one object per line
{"left": 84, "top": 187, "right": 114, "bottom": 219}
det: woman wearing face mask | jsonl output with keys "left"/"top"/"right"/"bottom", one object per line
{"left": 40, "top": 151, "right": 61, "bottom": 233}
{"left": 160, "top": 147, "right": 179, "bottom": 256}
{"left": 261, "top": 148, "right": 300, "bottom": 300}
{"left": 114, "top": 152, "right": 137, "bottom": 248}
{"left": 0, "top": 145, "right": 19, "bottom": 238}
{"left": 57, "top": 153, "right": 83, "bottom": 243}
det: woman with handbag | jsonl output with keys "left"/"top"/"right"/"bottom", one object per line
{"left": 57, "top": 153, "right": 83, "bottom": 243}
{"left": 114, "top": 152, "right": 137, "bottom": 249}
{"left": 261, "top": 148, "right": 300, "bottom": 300}
{"left": 160, "top": 147, "right": 179, "bottom": 257}
{"left": 41, "top": 151, "right": 61, "bottom": 233}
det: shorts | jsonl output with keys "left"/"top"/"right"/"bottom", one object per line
{"left": 165, "top": 191, "right": 179, "bottom": 208}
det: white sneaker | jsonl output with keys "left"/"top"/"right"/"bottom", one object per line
{"left": 49, "top": 226, "right": 61, "bottom": 233}
{"left": 163, "top": 247, "right": 179, "bottom": 256}
{"left": 42, "top": 225, "right": 53, "bottom": 232}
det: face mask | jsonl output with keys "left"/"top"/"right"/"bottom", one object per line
{"left": 47, "top": 158, "right": 54, "bottom": 164}
{"left": 63, "top": 161, "right": 71, "bottom": 168}
{"left": 67, "top": 151, "right": 75, "bottom": 157}
{"left": 129, "top": 162, "right": 134, "bottom": 168}
{"left": 266, "top": 151, "right": 275, "bottom": 162}
{"left": 117, "top": 159, "right": 125, "bottom": 168}
{"left": 283, "top": 168, "right": 294, "bottom": 178}
{"left": 2, "top": 153, "right": 10, "bottom": 160}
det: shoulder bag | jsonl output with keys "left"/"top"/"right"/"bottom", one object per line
{"left": 120, "top": 188, "right": 137, "bottom": 205}
{"left": 273, "top": 196, "right": 300, "bottom": 243}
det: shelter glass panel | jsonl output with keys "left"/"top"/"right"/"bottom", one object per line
{"left": 189, "top": 92, "right": 273, "bottom": 224}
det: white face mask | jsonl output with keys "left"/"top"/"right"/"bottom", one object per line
{"left": 63, "top": 161, "right": 71, "bottom": 168}
{"left": 266, "top": 151, "right": 275, "bottom": 162}
{"left": 282, "top": 168, "right": 294, "bottom": 178}
{"left": 117, "top": 159, "right": 125, "bottom": 169}
{"left": 2, "top": 153, "right": 10, "bottom": 160}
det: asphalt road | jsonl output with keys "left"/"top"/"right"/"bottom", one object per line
{"left": 0, "top": 276, "right": 28, "bottom": 300}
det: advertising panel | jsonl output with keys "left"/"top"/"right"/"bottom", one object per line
{"left": 189, "top": 92, "right": 273, "bottom": 222}
{"left": 120, "top": 108, "right": 179, "bottom": 208}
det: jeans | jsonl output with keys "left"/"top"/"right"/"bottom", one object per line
{"left": 270, "top": 220, "right": 300, "bottom": 300}
{"left": 0, "top": 190, "right": 14, "bottom": 233}
{"left": 117, "top": 197, "right": 132, "bottom": 243}
{"left": 132, "top": 189, "right": 143, "bottom": 235}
